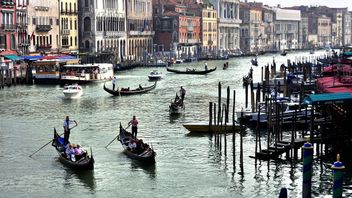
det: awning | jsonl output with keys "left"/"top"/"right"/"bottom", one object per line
{"left": 303, "top": 92, "right": 352, "bottom": 105}
{"left": 4, "top": 54, "right": 23, "bottom": 61}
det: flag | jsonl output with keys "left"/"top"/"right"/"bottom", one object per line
{"left": 141, "top": 19, "right": 149, "bottom": 32}
{"left": 30, "top": 31, "right": 35, "bottom": 40}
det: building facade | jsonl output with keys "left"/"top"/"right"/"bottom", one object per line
{"left": 211, "top": 0, "right": 241, "bottom": 53}
{"left": 239, "top": 2, "right": 264, "bottom": 53}
{"left": 59, "top": 0, "right": 79, "bottom": 53}
{"left": 201, "top": 4, "right": 217, "bottom": 56}
{"left": 126, "top": 0, "right": 154, "bottom": 63}
{"left": 78, "top": 0, "right": 127, "bottom": 63}
{"left": 317, "top": 15, "right": 331, "bottom": 47}
{"left": 16, "top": 0, "right": 29, "bottom": 55}
{"left": 0, "top": 0, "right": 17, "bottom": 54}
{"left": 27, "top": 0, "right": 60, "bottom": 54}
{"left": 273, "top": 8, "right": 301, "bottom": 50}
{"left": 262, "top": 6, "right": 274, "bottom": 51}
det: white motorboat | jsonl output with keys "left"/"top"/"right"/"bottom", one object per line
{"left": 148, "top": 70, "right": 163, "bottom": 81}
{"left": 63, "top": 84, "right": 83, "bottom": 99}
{"left": 175, "top": 59, "right": 184, "bottom": 64}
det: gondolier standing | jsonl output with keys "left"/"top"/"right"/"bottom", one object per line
{"left": 112, "top": 77, "right": 117, "bottom": 90}
{"left": 180, "top": 86, "right": 186, "bottom": 102}
{"left": 63, "top": 116, "right": 77, "bottom": 145}
{"left": 128, "top": 116, "right": 139, "bottom": 139}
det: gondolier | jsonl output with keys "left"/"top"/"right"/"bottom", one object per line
{"left": 63, "top": 116, "right": 77, "bottom": 145}
{"left": 180, "top": 86, "right": 186, "bottom": 102}
{"left": 112, "top": 77, "right": 117, "bottom": 91}
{"left": 128, "top": 116, "right": 139, "bottom": 139}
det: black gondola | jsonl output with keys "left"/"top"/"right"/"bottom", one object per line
{"left": 281, "top": 50, "right": 287, "bottom": 56}
{"left": 251, "top": 58, "right": 258, "bottom": 66}
{"left": 169, "top": 94, "right": 185, "bottom": 114}
{"left": 166, "top": 67, "right": 216, "bottom": 74}
{"left": 103, "top": 81, "right": 157, "bottom": 96}
{"left": 118, "top": 124, "right": 156, "bottom": 163}
{"left": 51, "top": 129, "right": 94, "bottom": 170}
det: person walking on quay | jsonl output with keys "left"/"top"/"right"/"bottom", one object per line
{"left": 112, "top": 77, "right": 117, "bottom": 91}
{"left": 128, "top": 116, "right": 139, "bottom": 139}
{"left": 180, "top": 86, "right": 186, "bottom": 102}
{"left": 63, "top": 116, "right": 77, "bottom": 145}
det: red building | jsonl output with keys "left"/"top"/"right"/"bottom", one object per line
{"left": 153, "top": 0, "right": 201, "bottom": 59}
{"left": 0, "top": 0, "right": 17, "bottom": 55}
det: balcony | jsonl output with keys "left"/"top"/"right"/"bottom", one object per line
{"left": 1, "top": 24, "right": 16, "bottom": 31}
{"left": 129, "top": 30, "right": 155, "bottom": 36}
{"left": 103, "top": 31, "right": 126, "bottom": 38}
{"left": 83, "top": 31, "right": 92, "bottom": 37}
{"left": 61, "top": 29, "right": 70, "bottom": 35}
{"left": 18, "top": 42, "right": 30, "bottom": 47}
{"left": 36, "top": 44, "right": 52, "bottom": 50}
{"left": 0, "top": 44, "right": 5, "bottom": 49}
{"left": 1, "top": 0, "right": 15, "bottom": 7}
{"left": 62, "top": 43, "right": 70, "bottom": 48}
{"left": 36, "top": 25, "right": 52, "bottom": 32}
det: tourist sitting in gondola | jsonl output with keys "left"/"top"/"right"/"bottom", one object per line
{"left": 74, "top": 144, "right": 87, "bottom": 160}
{"left": 65, "top": 144, "right": 76, "bottom": 161}
{"left": 128, "top": 139, "right": 137, "bottom": 151}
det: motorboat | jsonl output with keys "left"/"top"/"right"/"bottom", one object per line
{"left": 148, "top": 70, "right": 163, "bottom": 81}
{"left": 63, "top": 84, "right": 83, "bottom": 99}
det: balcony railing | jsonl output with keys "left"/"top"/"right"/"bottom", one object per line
{"left": 61, "top": 29, "right": 70, "bottom": 35}
{"left": 18, "top": 42, "right": 30, "bottom": 47}
{"left": 60, "top": 10, "right": 78, "bottom": 15}
{"left": 36, "top": 44, "right": 52, "bottom": 50}
{"left": 103, "top": 31, "right": 125, "bottom": 38}
{"left": 62, "top": 44, "right": 70, "bottom": 48}
{"left": 36, "top": 25, "right": 52, "bottom": 32}
{"left": 1, "top": 1, "right": 15, "bottom": 6}
{"left": 1, "top": 24, "right": 16, "bottom": 31}
{"left": 129, "top": 30, "right": 155, "bottom": 36}
{"left": 0, "top": 44, "right": 5, "bottom": 49}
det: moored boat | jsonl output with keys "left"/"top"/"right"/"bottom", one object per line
{"left": 118, "top": 124, "right": 156, "bottom": 163}
{"left": 63, "top": 84, "right": 83, "bottom": 99}
{"left": 281, "top": 50, "right": 287, "bottom": 56}
{"left": 169, "top": 94, "right": 185, "bottom": 114}
{"left": 51, "top": 129, "right": 94, "bottom": 170}
{"left": 60, "top": 63, "right": 114, "bottom": 84}
{"left": 148, "top": 70, "right": 163, "bottom": 81}
{"left": 251, "top": 58, "right": 258, "bottom": 66}
{"left": 103, "top": 81, "right": 157, "bottom": 96}
{"left": 166, "top": 67, "right": 216, "bottom": 75}
{"left": 183, "top": 122, "right": 240, "bottom": 134}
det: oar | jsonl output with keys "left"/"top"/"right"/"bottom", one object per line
{"left": 29, "top": 125, "right": 77, "bottom": 158}
{"left": 105, "top": 124, "right": 130, "bottom": 148}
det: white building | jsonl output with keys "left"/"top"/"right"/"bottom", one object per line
{"left": 210, "top": 0, "right": 241, "bottom": 53}
{"left": 78, "top": 0, "right": 127, "bottom": 63}
{"left": 273, "top": 8, "right": 301, "bottom": 50}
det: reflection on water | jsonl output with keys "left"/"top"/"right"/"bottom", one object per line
{"left": 64, "top": 169, "right": 96, "bottom": 193}
{"left": 168, "top": 113, "right": 185, "bottom": 123}
{"left": 130, "top": 160, "right": 156, "bottom": 180}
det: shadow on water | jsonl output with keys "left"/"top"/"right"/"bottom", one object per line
{"left": 168, "top": 113, "right": 185, "bottom": 123}
{"left": 64, "top": 169, "right": 96, "bottom": 192}
{"left": 130, "top": 160, "right": 156, "bottom": 180}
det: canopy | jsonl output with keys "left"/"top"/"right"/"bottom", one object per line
{"left": 304, "top": 92, "right": 352, "bottom": 105}
{"left": 4, "top": 54, "right": 22, "bottom": 61}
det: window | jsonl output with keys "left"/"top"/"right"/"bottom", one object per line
{"left": 85, "top": 0, "right": 89, "bottom": 7}
{"left": 49, "top": 35, "right": 52, "bottom": 44}
{"left": 50, "top": 18, "right": 53, "bottom": 25}
{"left": 70, "top": 37, "right": 72, "bottom": 46}
{"left": 56, "top": 19, "right": 59, "bottom": 25}
{"left": 75, "top": 20, "right": 77, "bottom": 30}
{"left": 32, "top": 17, "right": 36, "bottom": 25}
{"left": 70, "top": 19, "right": 72, "bottom": 30}
{"left": 75, "top": 37, "right": 77, "bottom": 46}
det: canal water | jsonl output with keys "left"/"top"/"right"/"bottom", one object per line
{"left": 1, "top": 50, "right": 351, "bottom": 197}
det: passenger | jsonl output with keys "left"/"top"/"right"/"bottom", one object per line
{"left": 128, "top": 139, "right": 137, "bottom": 151}
{"left": 75, "top": 144, "right": 86, "bottom": 160}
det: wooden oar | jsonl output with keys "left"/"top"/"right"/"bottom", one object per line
{"left": 105, "top": 124, "right": 130, "bottom": 148}
{"left": 29, "top": 125, "right": 77, "bottom": 158}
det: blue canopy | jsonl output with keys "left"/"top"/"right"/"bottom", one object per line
{"left": 304, "top": 92, "right": 352, "bottom": 105}
{"left": 21, "top": 55, "right": 44, "bottom": 61}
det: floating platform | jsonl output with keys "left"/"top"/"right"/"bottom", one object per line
{"left": 183, "top": 122, "right": 240, "bottom": 134}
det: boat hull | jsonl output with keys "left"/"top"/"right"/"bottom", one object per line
{"left": 166, "top": 67, "right": 217, "bottom": 75}
{"left": 103, "top": 82, "right": 157, "bottom": 96}
{"left": 183, "top": 122, "right": 240, "bottom": 134}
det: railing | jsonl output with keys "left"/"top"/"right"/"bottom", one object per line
{"left": 1, "top": 24, "right": 16, "bottom": 31}
{"left": 36, "top": 44, "right": 52, "bottom": 50}
{"left": 129, "top": 31, "right": 155, "bottom": 36}
{"left": 61, "top": 43, "right": 70, "bottom": 48}
{"left": 1, "top": 1, "right": 15, "bottom": 6}
{"left": 61, "top": 29, "right": 70, "bottom": 35}
{"left": 0, "top": 44, "right": 5, "bottom": 49}
{"left": 18, "top": 42, "right": 30, "bottom": 47}
{"left": 36, "top": 25, "right": 52, "bottom": 32}
{"left": 103, "top": 31, "right": 125, "bottom": 38}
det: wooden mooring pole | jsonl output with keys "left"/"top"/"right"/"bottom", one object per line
{"left": 232, "top": 90, "right": 236, "bottom": 170}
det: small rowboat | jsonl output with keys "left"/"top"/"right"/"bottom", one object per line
{"left": 103, "top": 81, "right": 157, "bottom": 96}
{"left": 118, "top": 124, "right": 156, "bottom": 163}
{"left": 51, "top": 129, "right": 94, "bottom": 170}
{"left": 63, "top": 84, "right": 83, "bottom": 99}
{"left": 166, "top": 67, "right": 216, "bottom": 75}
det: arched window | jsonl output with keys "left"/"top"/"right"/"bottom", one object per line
{"left": 65, "top": 2, "right": 67, "bottom": 12}
{"left": 85, "top": 0, "right": 89, "bottom": 7}
{"left": 69, "top": 3, "right": 72, "bottom": 13}
{"left": 97, "top": 41, "right": 100, "bottom": 52}
{"left": 84, "top": 17, "right": 91, "bottom": 32}
{"left": 85, "top": 40, "right": 90, "bottom": 49}
{"left": 70, "top": 37, "right": 72, "bottom": 46}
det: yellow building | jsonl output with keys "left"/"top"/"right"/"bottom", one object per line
{"left": 59, "top": 0, "right": 78, "bottom": 53}
{"left": 202, "top": 5, "right": 217, "bottom": 54}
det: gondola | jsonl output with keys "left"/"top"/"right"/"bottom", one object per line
{"left": 103, "top": 81, "right": 157, "bottom": 96}
{"left": 51, "top": 129, "right": 94, "bottom": 170}
{"left": 117, "top": 124, "right": 156, "bottom": 163}
{"left": 281, "top": 50, "right": 287, "bottom": 56}
{"left": 166, "top": 67, "right": 216, "bottom": 75}
{"left": 169, "top": 94, "right": 185, "bottom": 114}
{"left": 251, "top": 58, "right": 258, "bottom": 66}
